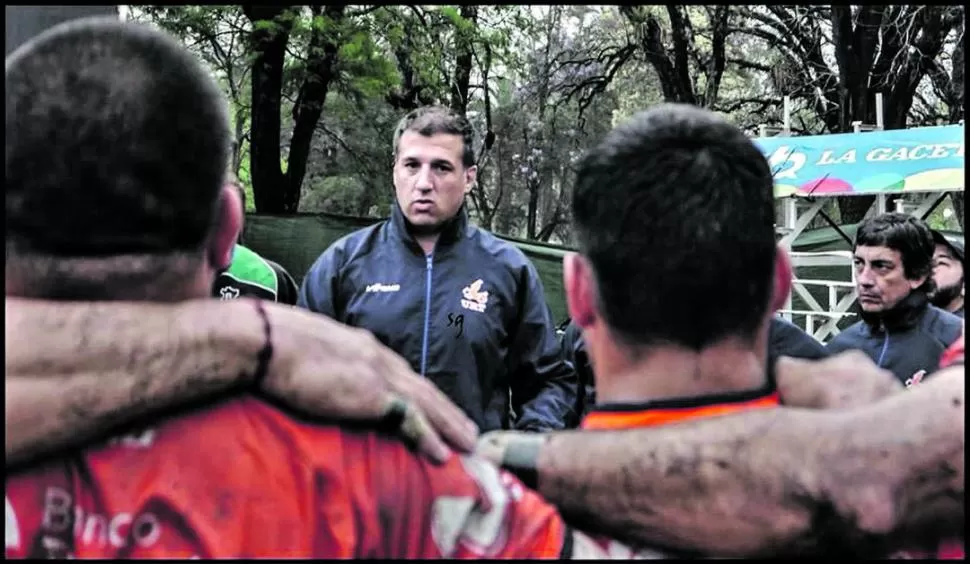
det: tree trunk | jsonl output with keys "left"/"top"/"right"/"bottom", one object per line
{"left": 243, "top": 5, "right": 294, "bottom": 213}
{"left": 526, "top": 179, "right": 539, "bottom": 239}
{"left": 449, "top": 6, "right": 477, "bottom": 115}
{"left": 948, "top": 18, "right": 965, "bottom": 123}
{"left": 283, "top": 5, "right": 346, "bottom": 213}
{"left": 525, "top": 7, "right": 558, "bottom": 240}
{"left": 232, "top": 108, "right": 247, "bottom": 176}
{"left": 387, "top": 13, "right": 437, "bottom": 112}
{"left": 827, "top": 6, "right": 959, "bottom": 224}
{"left": 622, "top": 5, "right": 728, "bottom": 108}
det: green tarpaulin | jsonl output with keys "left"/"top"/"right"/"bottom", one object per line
{"left": 243, "top": 213, "right": 962, "bottom": 326}
{"left": 243, "top": 213, "right": 572, "bottom": 320}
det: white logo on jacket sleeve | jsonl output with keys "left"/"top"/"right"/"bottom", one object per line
{"left": 365, "top": 282, "right": 401, "bottom": 293}
{"left": 461, "top": 280, "right": 489, "bottom": 313}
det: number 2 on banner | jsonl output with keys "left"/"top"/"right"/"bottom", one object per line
{"left": 768, "top": 146, "right": 806, "bottom": 180}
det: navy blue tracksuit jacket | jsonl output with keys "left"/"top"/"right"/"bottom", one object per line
{"left": 298, "top": 206, "right": 578, "bottom": 432}
{"left": 827, "top": 292, "right": 963, "bottom": 385}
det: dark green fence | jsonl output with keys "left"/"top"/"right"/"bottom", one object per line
{"left": 243, "top": 213, "right": 961, "bottom": 328}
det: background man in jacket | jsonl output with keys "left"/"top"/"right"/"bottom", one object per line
{"left": 930, "top": 229, "right": 964, "bottom": 318}
{"left": 299, "top": 105, "right": 577, "bottom": 432}
{"left": 827, "top": 213, "right": 962, "bottom": 386}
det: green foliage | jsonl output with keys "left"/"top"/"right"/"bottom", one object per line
{"left": 134, "top": 4, "right": 963, "bottom": 237}
{"left": 301, "top": 175, "right": 367, "bottom": 214}
{"left": 337, "top": 29, "right": 399, "bottom": 99}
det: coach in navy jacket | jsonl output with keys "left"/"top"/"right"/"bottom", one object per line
{"left": 299, "top": 106, "right": 577, "bottom": 432}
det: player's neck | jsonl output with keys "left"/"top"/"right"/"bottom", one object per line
{"left": 947, "top": 295, "right": 964, "bottom": 314}
{"left": 415, "top": 234, "right": 439, "bottom": 255}
{"left": 6, "top": 261, "right": 214, "bottom": 302}
{"left": 590, "top": 335, "right": 769, "bottom": 405}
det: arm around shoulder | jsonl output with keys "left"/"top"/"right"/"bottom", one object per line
{"left": 5, "top": 298, "right": 265, "bottom": 466}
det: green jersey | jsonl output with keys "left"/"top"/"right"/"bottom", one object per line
{"left": 212, "top": 244, "right": 298, "bottom": 305}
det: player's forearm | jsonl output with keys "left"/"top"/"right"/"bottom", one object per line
{"left": 820, "top": 367, "right": 964, "bottom": 554}
{"left": 535, "top": 369, "right": 964, "bottom": 556}
{"left": 5, "top": 298, "right": 263, "bottom": 466}
{"left": 535, "top": 409, "right": 827, "bottom": 556}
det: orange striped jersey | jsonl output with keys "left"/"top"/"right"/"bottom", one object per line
{"left": 577, "top": 378, "right": 780, "bottom": 557}
{"left": 5, "top": 396, "right": 567, "bottom": 559}
{"left": 581, "top": 386, "right": 780, "bottom": 430}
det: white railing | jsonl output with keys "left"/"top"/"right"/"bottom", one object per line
{"left": 779, "top": 278, "right": 857, "bottom": 343}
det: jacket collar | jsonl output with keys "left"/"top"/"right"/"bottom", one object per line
{"left": 389, "top": 202, "right": 469, "bottom": 254}
{"left": 859, "top": 290, "right": 930, "bottom": 333}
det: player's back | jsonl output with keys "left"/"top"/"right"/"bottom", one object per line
{"left": 5, "top": 396, "right": 566, "bottom": 559}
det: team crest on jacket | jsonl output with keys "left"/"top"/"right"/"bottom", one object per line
{"left": 461, "top": 280, "right": 489, "bottom": 313}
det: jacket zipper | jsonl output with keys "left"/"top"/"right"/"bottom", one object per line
{"left": 876, "top": 324, "right": 890, "bottom": 368}
{"left": 420, "top": 253, "right": 434, "bottom": 376}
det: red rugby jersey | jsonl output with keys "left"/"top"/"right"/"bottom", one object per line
{"left": 5, "top": 396, "right": 567, "bottom": 558}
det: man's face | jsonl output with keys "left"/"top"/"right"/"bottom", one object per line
{"left": 393, "top": 131, "right": 476, "bottom": 232}
{"left": 932, "top": 243, "right": 964, "bottom": 306}
{"left": 853, "top": 245, "right": 925, "bottom": 312}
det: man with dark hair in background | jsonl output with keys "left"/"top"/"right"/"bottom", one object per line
{"left": 299, "top": 105, "right": 577, "bottom": 433}
{"left": 827, "top": 213, "right": 962, "bottom": 386}
{"left": 213, "top": 176, "right": 299, "bottom": 305}
{"left": 930, "top": 229, "right": 965, "bottom": 318}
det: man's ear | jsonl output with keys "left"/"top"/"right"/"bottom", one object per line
{"left": 208, "top": 184, "right": 244, "bottom": 271}
{"left": 564, "top": 253, "right": 598, "bottom": 329}
{"left": 771, "top": 246, "right": 794, "bottom": 312}
{"left": 908, "top": 275, "right": 929, "bottom": 290}
{"left": 464, "top": 165, "right": 478, "bottom": 195}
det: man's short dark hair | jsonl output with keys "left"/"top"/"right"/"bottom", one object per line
{"left": 855, "top": 213, "right": 936, "bottom": 293}
{"left": 572, "top": 104, "right": 777, "bottom": 351}
{"left": 6, "top": 17, "right": 231, "bottom": 258}
{"left": 391, "top": 105, "right": 475, "bottom": 168}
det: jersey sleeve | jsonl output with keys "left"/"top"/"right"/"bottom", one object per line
{"left": 296, "top": 245, "right": 342, "bottom": 317}
{"left": 357, "top": 435, "right": 567, "bottom": 558}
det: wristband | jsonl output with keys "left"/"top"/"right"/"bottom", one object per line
{"left": 251, "top": 300, "right": 274, "bottom": 389}
{"left": 501, "top": 436, "right": 543, "bottom": 490}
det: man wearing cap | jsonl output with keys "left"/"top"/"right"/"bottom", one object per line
{"left": 930, "top": 229, "right": 965, "bottom": 318}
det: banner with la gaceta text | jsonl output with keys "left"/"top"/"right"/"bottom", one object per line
{"left": 754, "top": 124, "right": 964, "bottom": 198}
